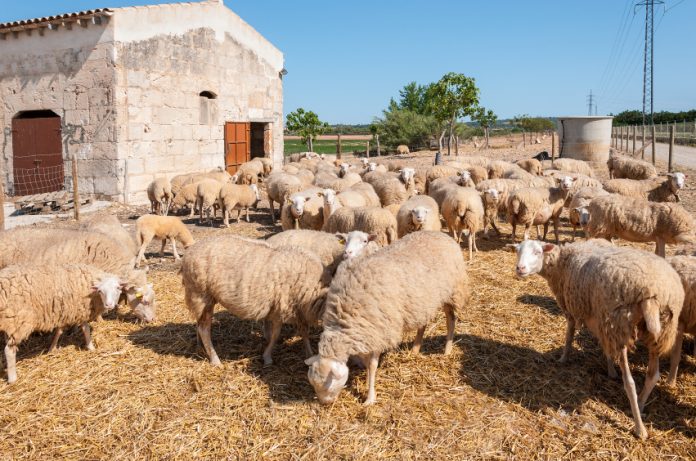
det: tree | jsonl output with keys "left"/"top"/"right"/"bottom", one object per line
{"left": 473, "top": 107, "right": 497, "bottom": 148}
{"left": 398, "top": 82, "right": 428, "bottom": 115}
{"left": 285, "top": 108, "right": 329, "bottom": 152}
{"left": 373, "top": 108, "right": 439, "bottom": 151}
{"left": 425, "top": 72, "right": 480, "bottom": 155}
{"left": 513, "top": 114, "right": 555, "bottom": 133}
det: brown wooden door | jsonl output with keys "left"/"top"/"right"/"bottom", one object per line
{"left": 224, "top": 122, "right": 250, "bottom": 174}
{"left": 11, "top": 116, "right": 64, "bottom": 196}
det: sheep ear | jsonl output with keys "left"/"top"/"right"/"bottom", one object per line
{"left": 317, "top": 191, "right": 324, "bottom": 197}
{"left": 368, "top": 234, "right": 378, "bottom": 242}
{"left": 305, "top": 355, "right": 320, "bottom": 366}
{"left": 304, "top": 196, "right": 311, "bottom": 202}
{"left": 335, "top": 233, "right": 346, "bottom": 244}
{"left": 91, "top": 284, "right": 100, "bottom": 292}
{"left": 504, "top": 243, "right": 519, "bottom": 253}
{"left": 667, "top": 173, "right": 674, "bottom": 177}
{"left": 542, "top": 243, "right": 555, "bottom": 253}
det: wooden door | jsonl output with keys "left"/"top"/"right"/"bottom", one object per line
{"left": 224, "top": 122, "right": 250, "bottom": 174}
{"left": 11, "top": 116, "right": 64, "bottom": 196}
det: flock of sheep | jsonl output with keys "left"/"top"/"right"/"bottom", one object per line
{"left": 2, "top": 149, "right": 696, "bottom": 441}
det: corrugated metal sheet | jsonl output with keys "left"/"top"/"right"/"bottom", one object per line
{"left": 0, "top": 8, "right": 113, "bottom": 32}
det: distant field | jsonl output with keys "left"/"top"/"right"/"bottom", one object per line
{"left": 284, "top": 138, "right": 373, "bottom": 155}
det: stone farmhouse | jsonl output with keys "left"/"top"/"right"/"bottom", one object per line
{"left": 0, "top": 0, "right": 284, "bottom": 202}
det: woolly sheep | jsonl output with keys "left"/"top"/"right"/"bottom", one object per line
{"left": 454, "top": 155, "right": 490, "bottom": 168}
{"left": 267, "top": 229, "right": 347, "bottom": 275}
{"left": 170, "top": 170, "right": 232, "bottom": 196}
{"left": 313, "top": 170, "right": 340, "bottom": 189}
{"left": 425, "top": 165, "right": 462, "bottom": 193}
{"left": 319, "top": 185, "right": 380, "bottom": 228}
{"left": 280, "top": 188, "right": 325, "bottom": 231}
{"left": 548, "top": 158, "right": 595, "bottom": 177}
{"left": 567, "top": 187, "right": 609, "bottom": 241}
{"left": 666, "top": 256, "right": 696, "bottom": 386}
{"left": 466, "top": 165, "right": 488, "bottom": 185}
{"left": 337, "top": 230, "right": 381, "bottom": 260}
{"left": 510, "top": 239, "right": 683, "bottom": 439}
{"left": 371, "top": 176, "right": 416, "bottom": 207}
{"left": 585, "top": 194, "right": 696, "bottom": 257}
{"left": 607, "top": 154, "right": 657, "bottom": 180}
{"left": 516, "top": 158, "right": 543, "bottom": 176}
{"left": 603, "top": 173, "right": 686, "bottom": 202}
{"left": 475, "top": 178, "right": 527, "bottom": 215}
{"left": 487, "top": 160, "right": 517, "bottom": 179}
{"left": 481, "top": 188, "right": 502, "bottom": 237}
{"left": 170, "top": 182, "right": 200, "bottom": 218}
{"left": 219, "top": 183, "right": 261, "bottom": 227}
{"left": 79, "top": 214, "right": 138, "bottom": 257}
{"left": 266, "top": 173, "right": 304, "bottom": 222}
{"left": 135, "top": 215, "right": 195, "bottom": 267}
{"left": 327, "top": 172, "right": 362, "bottom": 192}
{"left": 387, "top": 160, "right": 406, "bottom": 172}
{"left": 306, "top": 231, "right": 470, "bottom": 404}
{"left": 147, "top": 177, "right": 172, "bottom": 215}
{"left": 441, "top": 186, "right": 485, "bottom": 260}
{"left": 181, "top": 235, "right": 329, "bottom": 365}
{"left": 196, "top": 179, "right": 224, "bottom": 225}
{"left": 237, "top": 160, "right": 265, "bottom": 184}
{"left": 0, "top": 264, "right": 127, "bottom": 383}
{"left": 363, "top": 162, "right": 387, "bottom": 175}
{"left": 324, "top": 206, "right": 398, "bottom": 247}
{"left": 396, "top": 145, "right": 410, "bottom": 156}
{"left": 396, "top": 195, "right": 442, "bottom": 238}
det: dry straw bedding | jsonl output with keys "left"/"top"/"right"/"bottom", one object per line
{"left": 1, "top": 142, "right": 695, "bottom": 460}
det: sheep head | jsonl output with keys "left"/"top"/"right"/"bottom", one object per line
{"left": 92, "top": 275, "right": 124, "bottom": 311}
{"left": 507, "top": 239, "right": 556, "bottom": 278}
{"left": 410, "top": 206, "right": 430, "bottom": 228}
{"left": 305, "top": 355, "right": 349, "bottom": 405}
{"left": 337, "top": 231, "right": 376, "bottom": 260}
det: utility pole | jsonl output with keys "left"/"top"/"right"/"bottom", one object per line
{"left": 587, "top": 90, "right": 596, "bottom": 116}
{"left": 636, "top": 0, "right": 664, "bottom": 125}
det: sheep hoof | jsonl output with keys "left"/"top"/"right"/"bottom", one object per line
{"left": 665, "top": 378, "right": 677, "bottom": 388}
{"left": 209, "top": 357, "right": 222, "bottom": 367}
{"left": 363, "top": 396, "right": 376, "bottom": 405}
{"left": 634, "top": 425, "right": 648, "bottom": 440}
{"left": 263, "top": 356, "right": 273, "bottom": 366}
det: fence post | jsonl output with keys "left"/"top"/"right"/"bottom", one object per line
{"left": 376, "top": 134, "right": 380, "bottom": 157}
{"left": 336, "top": 133, "right": 342, "bottom": 159}
{"left": 365, "top": 141, "right": 370, "bottom": 159}
{"left": 523, "top": 132, "right": 526, "bottom": 148}
{"left": 651, "top": 124, "right": 656, "bottom": 166}
{"left": 632, "top": 125, "right": 636, "bottom": 156}
{"left": 551, "top": 131, "right": 556, "bottom": 160}
{"left": 668, "top": 124, "right": 675, "bottom": 173}
{"left": 0, "top": 168, "right": 5, "bottom": 231}
{"left": 641, "top": 125, "right": 646, "bottom": 159}
{"left": 72, "top": 152, "right": 80, "bottom": 221}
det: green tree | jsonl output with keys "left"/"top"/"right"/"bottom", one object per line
{"left": 473, "top": 107, "right": 497, "bottom": 148}
{"left": 373, "top": 108, "right": 439, "bottom": 151}
{"left": 285, "top": 108, "right": 329, "bottom": 151}
{"left": 513, "top": 114, "right": 555, "bottom": 133}
{"left": 425, "top": 72, "right": 480, "bottom": 154}
{"left": 398, "top": 82, "right": 429, "bottom": 114}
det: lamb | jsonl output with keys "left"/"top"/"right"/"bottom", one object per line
{"left": 441, "top": 186, "right": 485, "bottom": 260}
{"left": 567, "top": 187, "right": 609, "bottom": 240}
{"left": 371, "top": 176, "right": 416, "bottom": 207}
{"left": 196, "top": 179, "right": 224, "bottom": 225}
{"left": 79, "top": 214, "right": 138, "bottom": 257}
{"left": 585, "top": 194, "right": 696, "bottom": 257}
{"left": 510, "top": 239, "right": 683, "bottom": 439}
{"left": 306, "top": 231, "right": 470, "bottom": 404}
{"left": 516, "top": 158, "right": 543, "bottom": 176}
{"left": 396, "top": 195, "right": 442, "bottom": 238}
{"left": 219, "top": 183, "right": 261, "bottom": 227}
{"left": 266, "top": 173, "right": 304, "bottom": 222}
{"left": 548, "top": 158, "right": 595, "bottom": 177}
{"left": 0, "top": 264, "right": 127, "bottom": 383}
{"left": 280, "top": 188, "right": 325, "bottom": 231}
{"left": 607, "top": 154, "right": 657, "bottom": 180}
{"left": 147, "top": 177, "right": 173, "bottom": 215}
{"left": 170, "top": 182, "right": 200, "bottom": 218}
{"left": 181, "top": 235, "right": 330, "bottom": 365}
{"left": 323, "top": 206, "right": 398, "bottom": 247}
{"left": 666, "top": 256, "right": 696, "bottom": 386}
{"left": 396, "top": 144, "right": 410, "bottom": 156}
{"left": 135, "top": 215, "right": 196, "bottom": 267}
{"left": 507, "top": 176, "right": 575, "bottom": 243}
{"left": 481, "top": 188, "right": 502, "bottom": 237}
{"left": 603, "top": 173, "right": 686, "bottom": 202}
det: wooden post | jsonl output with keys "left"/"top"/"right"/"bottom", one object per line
{"left": 651, "top": 124, "right": 656, "bottom": 165}
{"left": 0, "top": 168, "right": 5, "bottom": 231}
{"left": 376, "top": 134, "right": 380, "bottom": 157}
{"left": 551, "top": 131, "right": 556, "bottom": 159}
{"left": 72, "top": 152, "right": 80, "bottom": 221}
{"left": 632, "top": 125, "right": 636, "bottom": 156}
{"left": 668, "top": 124, "right": 675, "bottom": 172}
{"left": 641, "top": 125, "right": 646, "bottom": 160}
{"left": 523, "top": 132, "right": 526, "bottom": 148}
{"left": 336, "top": 133, "right": 342, "bottom": 159}
{"left": 366, "top": 141, "right": 370, "bottom": 159}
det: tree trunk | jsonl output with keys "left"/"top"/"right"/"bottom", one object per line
{"left": 439, "top": 129, "right": 446, "bottom": 152}
{"left": 447, "top": 116, "right": 455, "bottom": 156}
{"left": 485, "top": 127, "right": 490, "bottom": 148}
{"left": 454, "top": 135, "right": 459, "bottom": 155}
{"left": 308, "top": 137, "right": 313, "bottom": 152}
{"left": 376, "top": 134, "right": 381, "bottom": 156}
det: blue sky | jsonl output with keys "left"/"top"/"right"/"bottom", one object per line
{"left": 2, "top": 0, "right": 695, "bottom": 124}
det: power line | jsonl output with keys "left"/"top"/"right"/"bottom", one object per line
{"left": 587, "top": 90, "right": 597, "bottom": 115}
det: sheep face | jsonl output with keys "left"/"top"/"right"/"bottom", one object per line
{"left": 458, "top": 171, "right": 473, "bottom": 187}
{"left": 360, "top": 158, "right": 369, "bottom": 167}
{"left": 338, "top": 163, "right": 351, "bottom": 177}
{"left": 126, "top": 283, "right": 157, "bottom": 323}
{"left": 558, "top": 176, "right": 574, "bottom": 191}
{"left": 576, "top": 207, "right": 590, "bottom": 228}
{"left": 482, "top": 188, "right": 499, "bottom": 205}
{"left": 92, "top": 276, "right": 124, "bottom": 311}
{"left": 411, "top": 206, "right": 430, "bottom": 227}
{"left": 400, "top": 168, "right": 416, "bottom": 184}
{"left": 508, "top": 239, "right": 556, "bottom": 278}
{"left": 337, "top": 231, "right": 375, "bottom": 259}
{"left": 367, "top": 162, "right": 377, "bottom": 172}
{"left": 288, "top": 195, "right": 311, "bottom": 217}
{"left": 305, "top": 355, "right": 349, "bottom": 405}
{"left": 320, "top": 189, "right": 337, "bottom": 206}
{"left": 668, "top": 172, "right": 686, "bottom": 192}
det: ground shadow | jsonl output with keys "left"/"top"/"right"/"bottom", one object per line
{"left": 516, "top": 294, "right": 562, "bottom": 316}
{"left": 458, "top": 333, "right": 695, "bottom": 437}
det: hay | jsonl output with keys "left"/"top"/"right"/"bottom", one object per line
{"left": 1, "top": 144, "right": 695, "bottom": 459}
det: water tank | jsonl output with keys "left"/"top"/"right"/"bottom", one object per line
{"left": 557, "top": 116, "right": 613, "bottom": 165}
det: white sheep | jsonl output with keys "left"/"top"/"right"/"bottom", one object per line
{"left": 267, "top": 229, "right": 346, "bottom": 275}
{"left": 480, "top": 188, "right": 501, "bottom": 237}
{"left": 603, "top": 173, "right": 686, "bottom": 202}
{"left": 324, "top": 206, "right": 398, "bottom": 247}
{"left": 266, "top": 173, "right": 304, "bottom": 222}
{"left": 396, "top": 145, "right": 410, "bottom": 156}
{"left": 396, "top": 195, "right": 442, "bottom": 238}
{"left": 280, "top": 188, "right": 325, "bottom": 231}
{"left": 219, "top": 183, "right": 261, "bottom": 227}
{"left": 510, "top": 239, "right": 683, "bottom": 439}
{"left": 196, "top": 179, "right": 224, "bottom": 225}
{"left": 147, "top": 177, "right": 173, "bottom": 215}
{"left": 567, "top": 187, "right": 609, "bottom": 241}
{"left": 79, "top": 214, "right": 138, "bottom": 257}
{"left": 441, "top": 186, "right": 485, "bottom": 260}
{"left": 548, "top": 158, "right": 595, "bottom": 177}
{"left": 371, "top": 176, "right": 416, "bottom": 207}
{"left": 170, "top": 182, "right": 200, "bottom": 218}
{"left": 181, "top": 235, "right": 329, "bottom": 365}
{"left": 666, "top": 255, "right": 696, "bottom": 386}
{"left": 306, "top": 231, "right": 470, "bottom": 404}
{"left": 135, "top": 215, "right": 196, "bottom": 267}
{"left": 607, "top": 154, "right": 657, "bottom": 180}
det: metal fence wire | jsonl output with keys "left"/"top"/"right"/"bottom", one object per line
{"left": 9, "top": 161, "right": 73, "bottom": 197}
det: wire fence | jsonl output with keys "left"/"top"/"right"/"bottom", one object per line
{"left": 9, "top": 161, "right": 73, "bottom": 197}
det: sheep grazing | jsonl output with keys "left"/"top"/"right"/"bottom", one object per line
{"left": 219, "top": 183, "right": 261, "bottom": 227}
{"left": 507, "top": 176, "right": 575, "bottom": 243}
{"left": 170, "top": 182, "right": 200, "bottom": 218}
{"left": 481, "top": 188, "right": 501, "bottom": 237}
{"left": 396, "top": 144, "right": 410, "bottom": 156}
{"left": 607, "top": 154, "right": 657, "bottom": 180}
{"left": 510, "top": 239, "right": 683, "bottom": 439}
{"left": 441, "top": 186, "right": 484, "bottom": 260}
{"left": 147, "top": 177, "right": 173, "bottom": 215}
{"left": 324, "top": 206, "right": 398, "bottom": 247}
{"left": 516, "top": 158, "right": 543, "bottom": 176}
{"left": 280, "top": 189, "right": 324, "bottom": 231}
{"left": 666, "top": 256, "right": 696, "bottom": 386}
{"left": 266, "top": 173, "right": 304, "bottom": 222}
{"left": 135, "top": 215, "right": 195, "bottom": 267}
{"left": 604, "top": 173, "right": 686, "bottom": 202}
{"left": 181, "top": 235, "right": 330, "bottom": 365}
{"left": 548, "top": 158, "right": 595, "bottom": 178}
{"left": 0, "top": 264, "right": 126, "bottom": 383}
{"left": 306, "top": 231, "right": 470, "bottom": 405}
{"left": 196, "top": 179, "right": 224, "bottom": 225}
{"left": 585, "top": 194, "right": 696, "bottom": 257}
{"left": 567, "top": 187, "right": 609, "bottom": 241}
{"left": 396, "top": 195, "right": 442, "bottom": 238}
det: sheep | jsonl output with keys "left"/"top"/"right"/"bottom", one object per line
{"left": 170, "top": 170, "right": 232, "bottom": 196}
{"left": 196, "top": 179, "right": 224, "bottom": 225}
{"left": 266, "top": 173, "right": 304, "bottom": 222}
{"left": 454, "top": 155, "right": 490, "bottom": 168}
{"left": 323, "top": 206, "right": 397, "bottom": 247}
{"left": 337, "top": 230, "right": 381, "bottom": 260}
{"left": 548, "top": 158, "right": 595, "bottom": 177}
{"left": 237, "top": 159, "right": 265, "bottom": 183}
{"left": 371, "top": 176, "right": 416, "bottom": 207}
{"left": 313, "top": 170, "right": 340, "bottom": 189}
{"left": 396, "top": 195, "right": 442, "bottom": 238}
{"left": 181, "top": 235, "right": 330, "bottom": 365}
{"left": 254, "top": 157, "right": 274, "bottom": 177}
{"left": 481, "top": 188, "right": 502, "bottom": 237}
{"left": 465, "top": 165, "right": 488, "bottom": 185}
{"left": 396, "top": 145, "right": 410, "bottom": 156}
{"left": 413, "top": 167, "right": 428, "bottom": 194}
{"left": 567, "top": 187, "right": 609, "bottom": 241}
{"left": 0, "top": 264, "right": 128, "bottom": 383}
{"left": 326, "top": 172, "right": 362, "bottom": 192}
{"left": 441, "top": 187, "right": 484, "bottom": 260}
{"left": 475, "top": 178, "right": 527, "bottom": 216}
{"left": 507, "top": 176, "right": 575, "bottom": 243}
{"left": 585, "top": 194, "right": 696, "bottom": 257}
{"left": 319, "top": 185, "right": 380, "bottom": 228}
{"left": 425, "top": 165, "right": 462, "bottom": 193}
{"left": 363, "top": 162, "right": 387, "bottom": 175}
{"left": 516, "top": 158, "right": 543, "bottom": 176}
{"left": 79, "top": 214, "right": 138, "bottom": 257}
{"left": 666, "top": 256, "right": 696, "bottom": 386}
{"left": 267, "top": 230, "right": 346, "bottom": 275}
{"left": 147, "top": 177, "right": 173, "bottom": 215}
{"left": 607, "top": 154, "right": 657, "bottom": 180}
{"left": 603, "top": 173, "right": 686, "bottom": 202}
{"left": 280, "top": 188, "right": 325, "bottom": 231}
{"left": 170, "top": 182, "right": 200, "bottom": 218}
{"left": 219, "top": 183, "right": 261, "bottom": 227}
{"left": 296, "top": 168, "right": 315, "bottom": 187}
{"left": 337, "top": 163, "right": 355, "bottom": 178}
{"left": 509, "top": 239, "right": 683, "bottom": 439}
{"left": 487, "top": 160, "right": 517, "bottom": 179}
{"left": 135, "top": 215, "right": 195, "bottom": 267}
{"left": 306, "top": 231, "right": 470, "bottom": 404}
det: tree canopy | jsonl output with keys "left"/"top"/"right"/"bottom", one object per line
{"left": 285, "top": 108, "right": 329, "bottom": 150}
{"left": 513, "top": 115, "right": 555, "bottom": 132}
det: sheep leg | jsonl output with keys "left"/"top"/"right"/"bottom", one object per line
{"left": 262, "top": 318, "right": 282, "bottom": 366}
{"left": 196, "top": 303, "right": 221, "bottom": 366}
{"left": 363, "top": 352, "right": 379, "bottom": 405}
{"left": 468, "top": 232, "right": 473, "bottom": 261}
{"left": 171, "top": 239, "right": 181, "bottom": 261}
{"left": 269, "top": 200, "right": 276, "bottom": 222}
{"left": 554, "top": 216, "right": 561, "bottom": 244}
{"left": 81, "top": 323, "right": 95, "bottom": 351}
{"left": 444, "top": 304, "right": 456, "bottom": 355}
{"left": 449, "top": 225, "right": 458, "bottom": 243}
{"left": 188, "top": 205, "right": 195, "bottom": 219}
{"left": 135, "top": 234, "right": 154, "bottom": 268}
{"left": 412, "top": 327, "right": 425, "bottom": 354}
{"left": 638, "top": 349, "right": 660, "bottom": 412}
{"left": 655, "top": 238, "right": 666, "bottom": 258}
{"left": 666, "top": 327, "right": 684, "bottom": 387}
{"left": 159, "top": 239, "right": 167, "bottom": 257}
{"left": 606, "top": 354, "right": 618, "bottom": 379}
{"left": 523, "top": 224, "right": 531, "bottom": 241}
{"left": 491, "top": 219, "right": 501, "bottom": 236}
{"left": 298, "top": 324, "right": 313, "bottom": 357}
{"left": 245, "top": 207, "right": 250, "bottom": 223}
{"left": 571, "top": 225, "right": 577, "bottom": 242}
{"left": 4, "top": 340, "right": 18, "bottom": 384}
{"left": 618, "top": 346, "right": 648, "bottom": 440}
{"left": 222, "top": 209, "right": 229, "bottom": 228}
{"left": 537, "top": 225, "right": 543, "bottom": 240}
{"left": 48, "top": 328, "right": 63, "bottom": 353}
{"left": 559, "top": 317, "right": 576, "bottom": 363}
{"left": 511, "top": 223, "right": 517, "bottom": 242}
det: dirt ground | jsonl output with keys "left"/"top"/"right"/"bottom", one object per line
{"left": 0, "top": 137, "right": 694, "bottom": 460}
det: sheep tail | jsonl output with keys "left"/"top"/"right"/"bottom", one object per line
{"left": 641, "top": 298, "right": 662, "bottom": 338}
{"left": 510, "top": 196, "right": 521, "bottom": 215}
{"left": 386, "top": 225, "right": 397, "bottom": 244}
